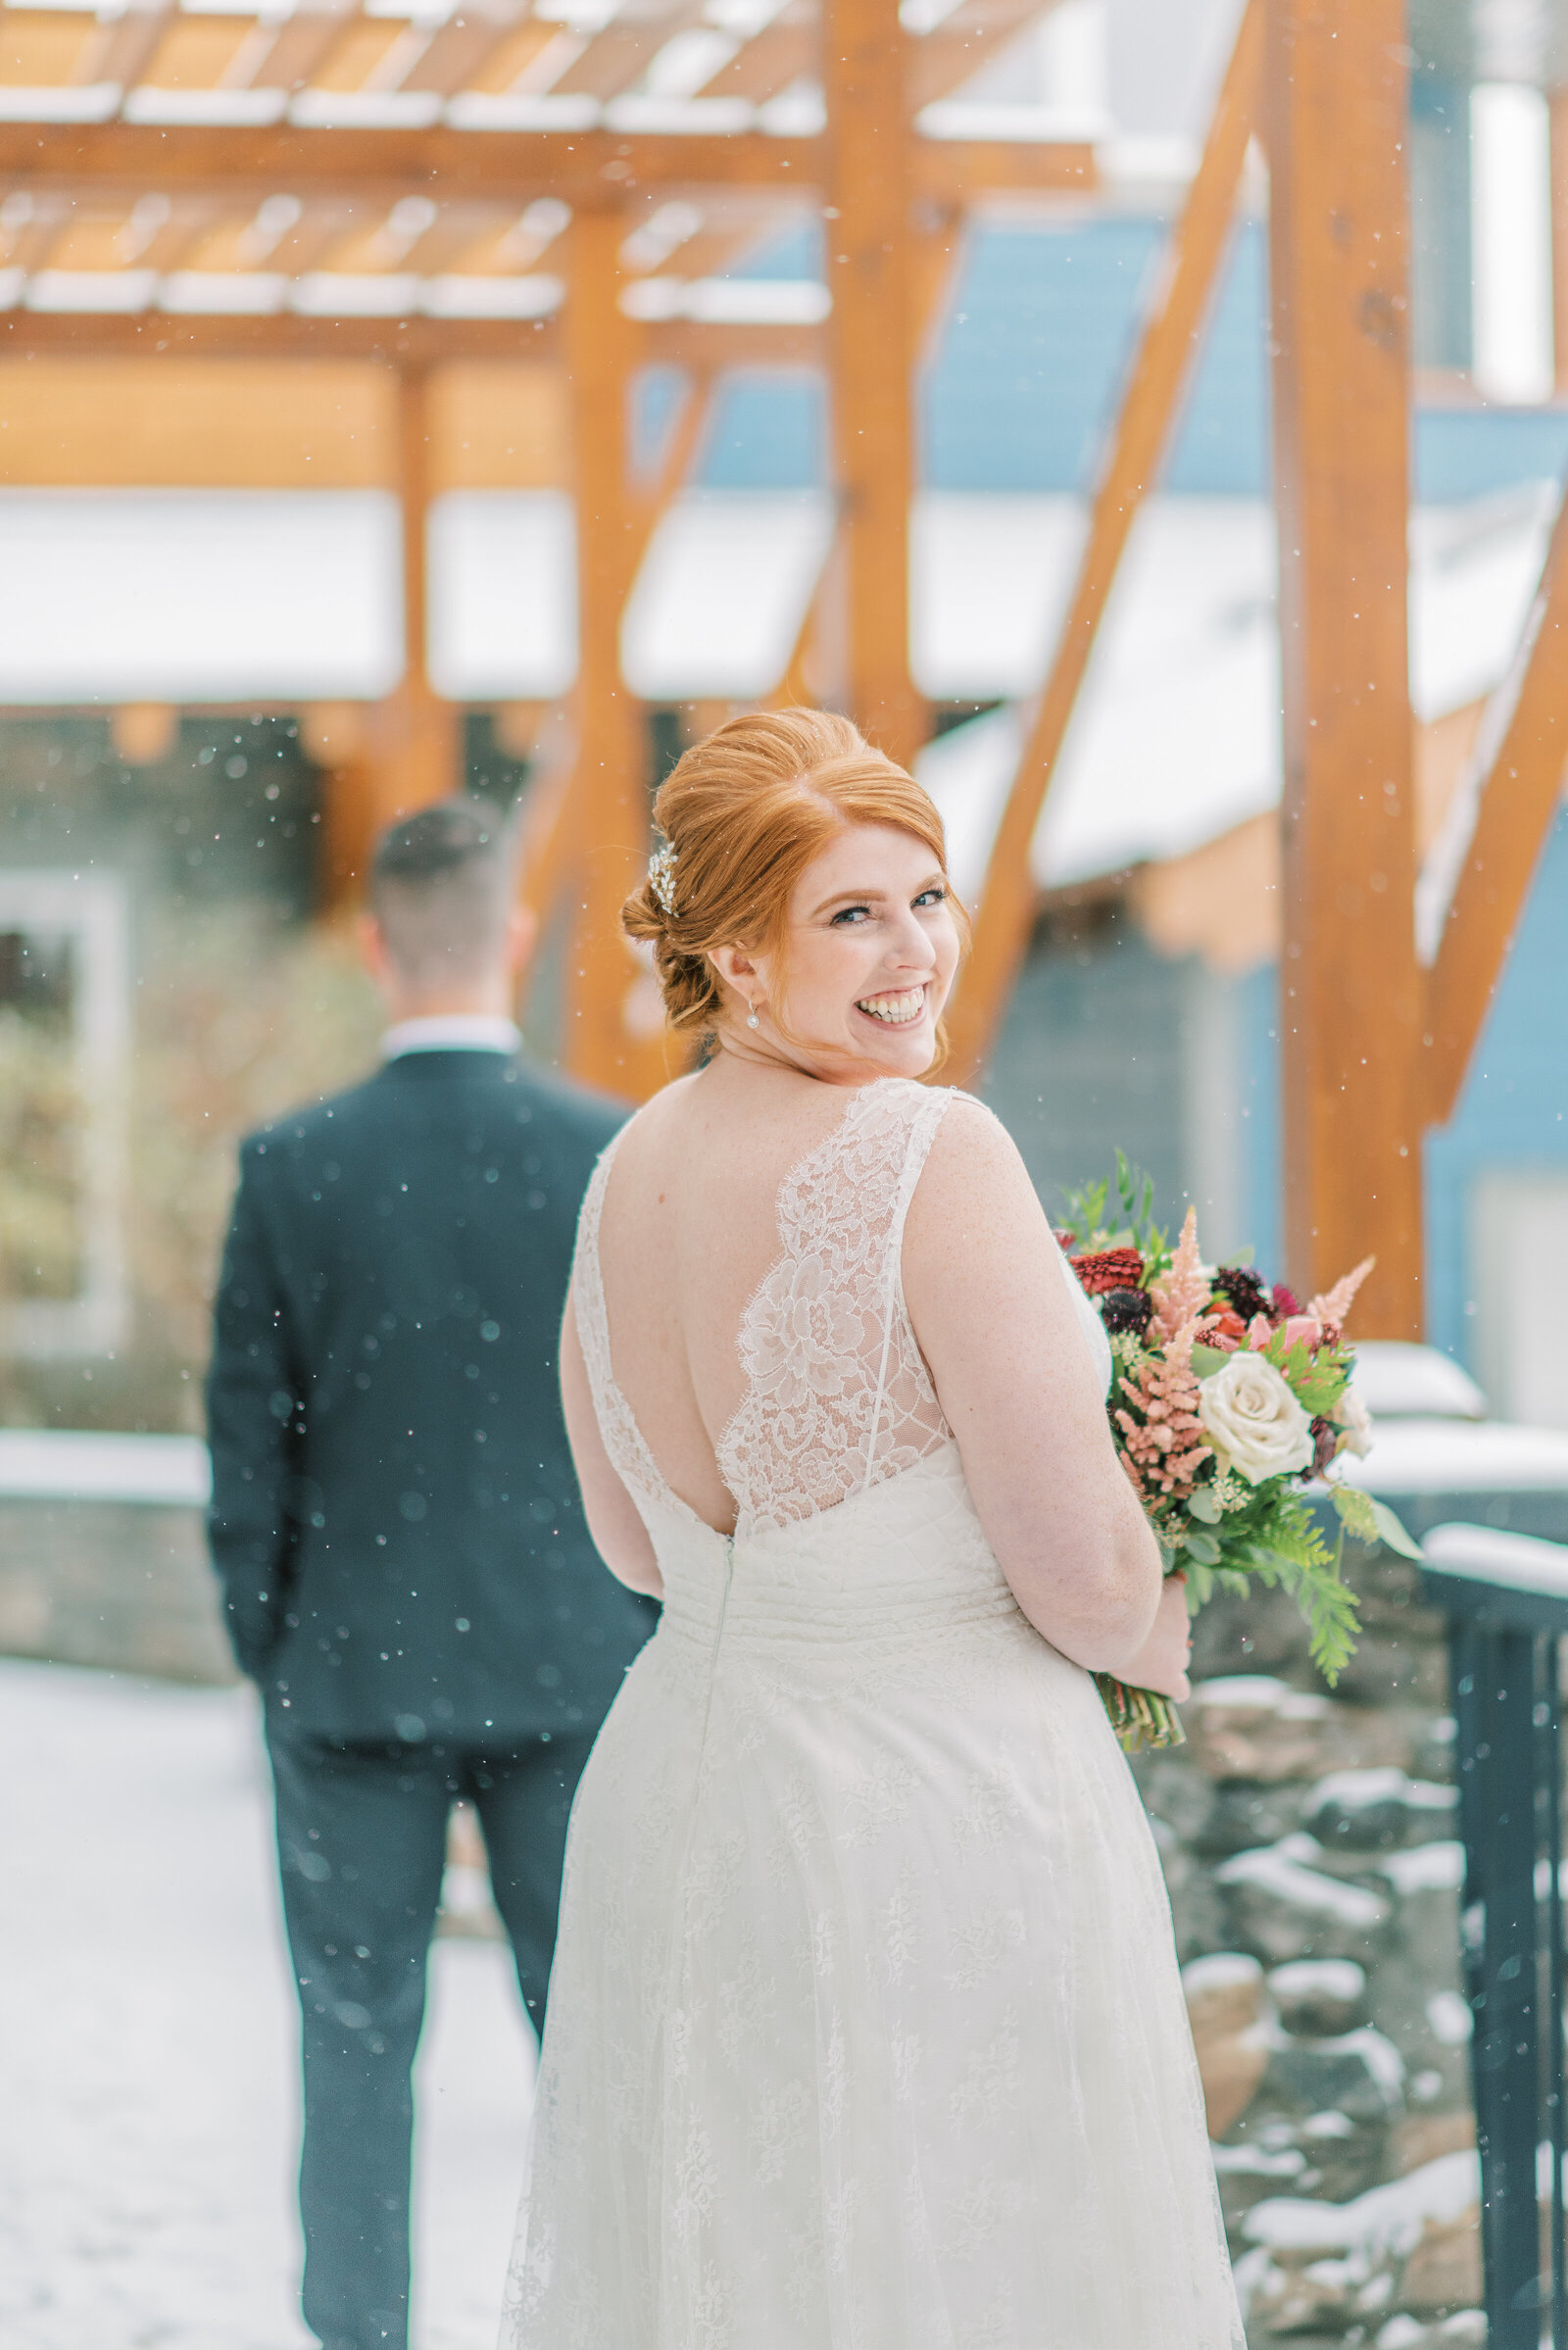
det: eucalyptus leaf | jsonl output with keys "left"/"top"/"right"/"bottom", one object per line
{"left": 1190, "top": 1345, "right": 1232, "bottom": 1379}
{"left": 1183, "top": 1530, "right": 1221, "bottom": 1566}
{"left": 1186, "top": 1484, "right": 1222, "bottom": 1524}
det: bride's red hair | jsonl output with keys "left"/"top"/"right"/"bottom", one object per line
{"left": 622, "top": 709, "right": 969, "bottom": 1062}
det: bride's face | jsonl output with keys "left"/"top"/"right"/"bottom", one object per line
{"left": 718, "top": 821, "right": 962, "bottom": 1082}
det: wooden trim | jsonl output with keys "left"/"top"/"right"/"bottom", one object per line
{"left": 943, "top": 0, "right": 1262, "bottom": 1081}
{"left": 1424, "top": 482, "right": 1568, "bottom": 1124}
{"left": 1267, "top": 0, "right": 1422, "bottom": 1336}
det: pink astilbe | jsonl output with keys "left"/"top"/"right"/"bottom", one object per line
{"left": 1114, "top": 1315, "right": 1214, "bottom": 1499}
{"left": 1306, "top": 1254, "right": 1376, "bottom": 1341}
{"left": 1149, "top": 1206, "right": 1210, "bottom": 1344}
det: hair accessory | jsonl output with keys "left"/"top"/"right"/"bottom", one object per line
{"left": 747, "top": 1004, "right": 761, "bottom": 1030}
{"left": 647, "top": 842, "right": 678, "bottom": 918}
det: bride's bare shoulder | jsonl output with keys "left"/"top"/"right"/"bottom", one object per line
{"left": 909, "top": 1091, "right": 1045, "bottom": 1254}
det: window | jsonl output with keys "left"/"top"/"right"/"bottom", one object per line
{"left": 0, "top": 872, "right": 128, "bottom": 1357}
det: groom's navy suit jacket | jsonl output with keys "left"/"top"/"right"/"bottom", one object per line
{"left": 206, "top": 1048, "right": 655, "bottom": 1743}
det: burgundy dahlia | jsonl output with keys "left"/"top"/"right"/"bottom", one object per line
{"left": 1212, "top": 1264, "right": 1269, "bottom": 1324}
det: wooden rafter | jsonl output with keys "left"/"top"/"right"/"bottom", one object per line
{"left": 0, "top": 122, "right": 1093, "bottom": 208}
{"left": 1424, "top": 480, "right": 1568, "bottom": 1125}
{"left": 944, "top": 0, "right": 1263, "bottom": 1079}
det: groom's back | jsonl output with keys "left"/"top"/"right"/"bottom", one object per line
{"left": 209, "top": 1047, "right": 652, "bottom": 1742}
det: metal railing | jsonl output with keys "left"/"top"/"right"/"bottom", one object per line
{"left": 1424, "top": 1523, "right": 1568, "bottom": 2348}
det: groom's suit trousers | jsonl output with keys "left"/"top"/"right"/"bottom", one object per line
{"left": 267, "top": 1719, "right": 597, "bottom": 2350}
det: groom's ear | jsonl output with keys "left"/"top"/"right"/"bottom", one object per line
{"left": 358, "top": 910, "right": 393, "bottom": 988}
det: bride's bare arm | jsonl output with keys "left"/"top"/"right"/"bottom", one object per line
{"left": 561, "top": 1288, "right": 663, "bottom": 1598}
{"left": 903, "top": 1100, "right": 1166, "bottom": 1681}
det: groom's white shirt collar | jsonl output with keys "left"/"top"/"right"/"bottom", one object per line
{"left": 381, "top": 1015, "right": 521, "bottom": 1060}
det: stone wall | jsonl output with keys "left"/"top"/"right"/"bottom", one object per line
{"left": 0, "top": 1496, "right": 233, "bottom": 1684}
{"left": 1145, "top": 1542, "right": 1485, "bottom": 2348}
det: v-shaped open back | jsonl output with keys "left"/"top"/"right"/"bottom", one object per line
{"left": 572, "top": 1078, "right": 957, "bottom": 1541}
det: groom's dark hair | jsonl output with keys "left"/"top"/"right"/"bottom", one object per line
{"left": 368, "top": 796, "right": 514, "bottom": 988}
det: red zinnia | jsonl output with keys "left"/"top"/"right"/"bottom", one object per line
{"left": 1072, "top": 1247, "right": 1145, "bottom": 1297}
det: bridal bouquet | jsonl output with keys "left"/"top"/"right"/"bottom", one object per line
{"left": 1057, "top": 1156, "right": 1420, "bottom": 1752}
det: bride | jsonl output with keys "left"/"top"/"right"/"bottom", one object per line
{"left": 502, "top": 710, "right": 1242, "bottom": 2348}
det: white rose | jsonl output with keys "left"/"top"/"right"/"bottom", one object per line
{"left": 1333, "top": 1383, "right": 1375, "bottom": 1460}
{"left": 1197, "top": 1353, "right": 1314, "bottom": 1486}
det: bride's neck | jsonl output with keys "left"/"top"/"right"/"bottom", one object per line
{"left": 709, "top": 1028, "right": 879, "bottom": 1090}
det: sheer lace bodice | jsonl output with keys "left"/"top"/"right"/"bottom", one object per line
{"left": 574, "top": 1077, "right": 957, "bottom": 1540}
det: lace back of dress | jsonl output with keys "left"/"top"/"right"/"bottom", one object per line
{"left": 716, "top": 1081, "right": 954, "bottom": 1535}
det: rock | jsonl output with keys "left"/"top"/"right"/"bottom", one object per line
{"left": 1211, "top": 2138, "right": 1311, "bottom": 2231}
{"left": 1397, "top": 2208, "right": 1482, "bottom": 2317}
{"left": 1264, "top": 2028, "right": 1406, "bottom": 2128}
{"left": 1306, "top": 1770, "right": 1458, "bottom": 1854}
{"left": 1183, "top": 1952, "right": 1271, "bottom": 2137}
{"left": 1189, "top": 1680, "right": 1341, "bottom": 1784}
{"left": 1244, "top": 2153, "right": 1483, "bottom": 2306}
{"left": 1271, "top": 1959, "right": 1370, "bottom": 2037}
{"left": 1215, "top": 1834, "right": 1392, "bottom": 1964}
{"left": 1392, "top": 2112, "right": 1475, "bottom": 2176}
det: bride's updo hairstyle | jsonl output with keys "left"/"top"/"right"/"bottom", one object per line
{"left": 623, "top": 708, "right": 968, "bottom": 1056}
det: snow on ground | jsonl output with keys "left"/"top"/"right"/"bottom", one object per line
{"left": 0, "top": 1659, "right": 537, "bottom": 2350}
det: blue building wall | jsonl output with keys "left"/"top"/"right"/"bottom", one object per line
{"left": 692, "top": 217, "right": 1568, "bottom": 501}
{"left": 1234, "top": 816, "right": 1568, "bottom": 1369}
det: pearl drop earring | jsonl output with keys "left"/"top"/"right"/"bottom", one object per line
{"left": 747, "top": 1003, "right": 761, "bottom": 1030}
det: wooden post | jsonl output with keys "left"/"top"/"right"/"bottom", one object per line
{"left": 563, "top": 206, "right": 666, "bottom": 1097}
{"left": 823, "top": 0, "right": 924, "bottom": 770}
{"left": 1551, "top": 86, "right": 1568, "bottom": 393}
{"left": 1265, "top": 0, "right": 1423, "bottom": 1336}
{"left": 348, "top": 362, "right": 460, "bottom": 859}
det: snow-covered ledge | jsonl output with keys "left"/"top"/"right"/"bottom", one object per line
{"left": 1338, "top": 1417, "right": 1568, "bottom": 1495}
{"left": 0, "top": 1430, "right": 210, "bottom": 1508}
{"left": 1421, "top": 1521, "right": 1568, "bottom": 1603}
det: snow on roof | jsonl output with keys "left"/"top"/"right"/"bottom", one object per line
{"left": 0, "top": 490, "right": 403, "bottom": 705}
{"left": 0, "top": 479, "right": 1554, "bottom": 884}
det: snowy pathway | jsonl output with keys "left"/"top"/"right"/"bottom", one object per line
{"left": 0, "top": 1659, "right": 536, "bottom": 2350}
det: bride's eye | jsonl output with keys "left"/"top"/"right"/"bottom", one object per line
{"left": 829, "top": 904, "right": 872, "bottom": 925}
{"left": 913, "top": 886, "right": 947, "bottom": 909}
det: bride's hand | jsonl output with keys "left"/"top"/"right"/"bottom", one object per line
{"left": 1121, "top": 1573, "right": 1193, "bottom": 1701}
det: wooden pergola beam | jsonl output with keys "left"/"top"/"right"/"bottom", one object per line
{"left": 1424, "top": 480, "right": 1568, "bottom": 1124}
{"left": 823, "top": 0, "right": 923, "bottom": 769}
{"left": 1266, "top": 0, "right": 1422, "bottom": 1337}
{"left": 944, "top": 0, "right": 1262, "bottom": 1079}
{"left": 0, "top": 122, "right": 1095, "bottom": 206}
{"left": 561, "top": 203, "right": 669, "bottom": 1100}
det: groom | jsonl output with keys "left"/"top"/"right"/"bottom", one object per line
{"left": 206, "top": 796, "right": 655, "bottom": 2350}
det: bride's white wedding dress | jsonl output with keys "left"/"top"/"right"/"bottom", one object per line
{"left": 502, "top": 1078, "right": 1242, "bottom": 2349}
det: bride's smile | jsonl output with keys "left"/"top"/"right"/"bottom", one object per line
{"left": 710, "top": 820, "right": 963, "bottom": 1084}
